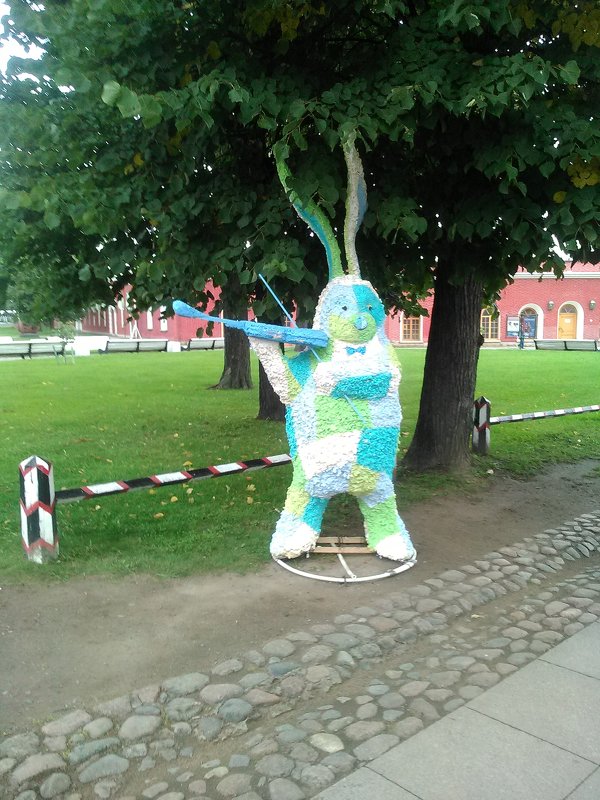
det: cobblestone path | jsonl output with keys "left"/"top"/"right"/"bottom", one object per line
{"left": 2, "top": 512, "right": 599, "bottom": 800}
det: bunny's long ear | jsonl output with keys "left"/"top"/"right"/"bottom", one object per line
{"left": 343, "top": 139, "right": 367, "bottom": 278}
{"left": 274, "top": 147, "right": 344, "bottom": 280}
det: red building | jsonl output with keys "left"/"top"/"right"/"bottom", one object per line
{"left": 80, "top": 262, "right": 600, "bottom": 346}
{"left": 384, "top": 261, "right": 600, "bottom": 345}
{"left": 79, "top": 281, "right": 224, "bottom": 342}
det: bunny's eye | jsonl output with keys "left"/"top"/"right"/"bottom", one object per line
{"left": 367, "top": 304, "right": 373, "bottom": 311}
{"left": 341, "top": 305, "right": 348, "bottom": 311}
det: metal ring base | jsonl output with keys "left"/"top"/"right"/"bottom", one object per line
{"left": 273, "top": 551, "right": 417, "bottom": 584}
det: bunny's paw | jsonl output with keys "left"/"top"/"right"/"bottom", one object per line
{"left": 270, "top": 512, "right": 320, "bottom": 560}
{"left": 374, "top": 533, "right": 417, "bottom": 563}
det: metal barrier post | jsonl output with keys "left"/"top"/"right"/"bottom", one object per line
{"left": 472, "top": 396, "right": 491, "bottom": 456}
{"left": 19, "top": 456, "right": 59, "bottom": 563}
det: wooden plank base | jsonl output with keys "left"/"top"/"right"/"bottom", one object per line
{"left": 313, "top": 536, "right": 374, "bottom": 554}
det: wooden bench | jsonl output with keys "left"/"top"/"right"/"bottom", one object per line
{"left": 182, "top": 337, "right": 225, "bottom": 351}
{"left": 565, "top": 340, "right": 598, "bottom": 351}
{"left": 0, "top": 339, "right": 70, "bottom": 360}
{"left": 534, "top": 339, "right": 599, "bottom": 351}
{"left": 97, "top": 339, "right": 169, "bottom": 354}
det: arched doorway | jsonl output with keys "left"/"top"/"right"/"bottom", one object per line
{"left": 558, "top": 303, "right": 577, "bottom": 339}
{"left": 520, "top": 307, "right": 538, "bottom": 339}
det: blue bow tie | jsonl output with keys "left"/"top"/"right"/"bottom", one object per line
{"left": 346, "top": 345, "right": 366, "bottom": 355}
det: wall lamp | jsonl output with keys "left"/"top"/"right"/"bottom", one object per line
{"left": 547, "top": 300, "right": 555, "bottom": 310}
{"left": 590, "top": 300, "right": 596, "bottom": 310}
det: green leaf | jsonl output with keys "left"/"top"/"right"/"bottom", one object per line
{"left": 228, "top": 86, "right": 248, "bottom": 104}
{"left": 101, "top": 80, "right": 121, "bottom": 106}
{"left": 148, "top": 260, "right": 164, "bottom": 281}
{"left": 2, "top": 190, "right": 25, "bottom": 210}
{"left": 291, "top": 127, "right": 307, "bottom": 150}
{"left": 138, "top": 95, "right": 163, "bottom": 128}
{"left": 559, "top": 61, "right": 580, "bottom": 85}
{"left": 323, "top": 127, "right": 338, "bottom": 151}
{"left": 116, "top": 87, "right": 142, "bottom": 118}
{"left": 78, "top": 265, "right": 91, "bottom": 282}
{"left": 288, "top": 99, "right": 305, "bottom": 120}
{"left": 43, "top": 210, "right": 60, "bottom": 229}
{"left": 257, "top": 114, "right": 276, "bottom": 130}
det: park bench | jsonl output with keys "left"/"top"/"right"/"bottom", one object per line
{"left": 97, "top": 338, "right": 169, "bottom": 354}
{"left": 182, "top": 337, "right": 225, "bottom": 351}
{"left": 534, "top": 339, "right": 599, "bottom": 351}
{"left": 0, "top": 339, "right": 71, "bottom": 360}
{"left": 564, "top": 340, "right": 599, "bottom": 351}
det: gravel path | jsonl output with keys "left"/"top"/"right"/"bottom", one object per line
{"left": 2, "top": 511, "right": 600, "bottom": 800}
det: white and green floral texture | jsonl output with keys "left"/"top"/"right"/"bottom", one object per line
{"left": 250, "top": 141, "right": 416, "bottom": 562}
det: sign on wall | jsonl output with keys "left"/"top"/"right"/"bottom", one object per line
{"left": 506, "top": 316, "right": 520, "bottom": 337}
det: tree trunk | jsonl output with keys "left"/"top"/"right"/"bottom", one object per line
{"left": 403, "top": 264, "right": 484, "bottom": 472}
{"left": 211, "top": 301, "right": 252, "bottom": 390}
{"left": 257, "top": 359, "right": 285, "bottom": 421}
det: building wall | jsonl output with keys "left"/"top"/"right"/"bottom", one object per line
{"left": 495, "top": 265, "right": 600, "bottom": 342}
{"left": 80, "top": 263, "right": 599, "bottom": 345}
{"left": 80, "top": 282, "right": 224, "bottom": 341}
{"left": 389, "top": 262, "right": 600, "bottom": 345}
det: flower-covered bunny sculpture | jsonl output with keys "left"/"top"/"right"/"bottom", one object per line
{"left": 174, "top": 141, "right": 416, "bottom": 564}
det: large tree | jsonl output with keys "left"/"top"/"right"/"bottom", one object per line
{"left": 1, "top": 0, "right": 598, "bottom": 466}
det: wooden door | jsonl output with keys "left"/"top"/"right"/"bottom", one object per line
{"left": 558, "top": 313, "right": 577, "bottom": 339}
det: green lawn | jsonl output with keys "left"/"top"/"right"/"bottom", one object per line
{"left": 1, "top": 348, "right": 599, "bottom": 582}
{"left": 0, "top": 325, "right": 63, "bottom": 339}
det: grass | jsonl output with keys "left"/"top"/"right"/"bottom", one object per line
{"left": 0, "top": 325, "right": 62, "bottom": 338}
{"left": 1, "top": 347, "right": 599, "bottom": 583}
{"left": 473, "top": 349, "right": 600, "bottom": 475}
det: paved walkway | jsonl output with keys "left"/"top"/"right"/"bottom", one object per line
{"left": 1, "top": 512, "right": 600, "bottom": 800}
{"left": 315, "top": 621, "right": 600, "bottom": 800}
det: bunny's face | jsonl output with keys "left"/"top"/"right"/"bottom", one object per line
{"left": 314, "top": 277, "right": 386, "bottom": 345}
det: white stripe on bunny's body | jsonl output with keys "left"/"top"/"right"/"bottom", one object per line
{"left": 313, "top": 336, "right": 399, "bottom": 397}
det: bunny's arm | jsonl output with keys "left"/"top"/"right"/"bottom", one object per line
{"left": 249, "top": 339, "right": 316, "bottom": 405}
{"left": 173, "top": 300, "right": 328, "bottom": 348}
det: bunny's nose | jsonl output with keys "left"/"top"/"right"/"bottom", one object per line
{"left": 354, "top": 315, "right": 368, "bottom": 330}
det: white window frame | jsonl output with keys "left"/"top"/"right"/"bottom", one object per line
{"left": 159, "top": 305, "right": 168, "bottom": 332}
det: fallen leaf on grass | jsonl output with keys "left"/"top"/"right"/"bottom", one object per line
{"left": 153, "top": 512, "right": 165, "bottom": 519}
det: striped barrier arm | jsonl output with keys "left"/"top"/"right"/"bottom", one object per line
{"left": 54, "top": 454, "right": 292, "bottom": 503}
{"left": 490, "top": 405, "right": 600, "bottom": 425}
{"left": 473, "top": 399, "right": 600, "bottom": 455}
{"left": 18, "top": 453, "right": 293, "bottom": 564}
{"left": 19, "top": 456, "right": 59, "bottom": 563}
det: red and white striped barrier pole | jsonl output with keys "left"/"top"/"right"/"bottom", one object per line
{"left": 55, "top": 453, "right": 292, "bottom": 503}
{"left": 490, "top": 404, "right": 600, "bottom": 425}
{"left": 17, "top": 453, "right": 293, "bottom": 563}
{"left": 472, "top": 399, "right": 600, "bottom": 455}
{"left": 472, "top": 396, "right": 491, "bottom": 456}
{"left": 19, "top": 456, "right": 59, "bottom": 563}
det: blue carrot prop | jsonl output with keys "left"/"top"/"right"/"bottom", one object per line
{"left": 172, "top": 300, "right": 329, "bottom": 349}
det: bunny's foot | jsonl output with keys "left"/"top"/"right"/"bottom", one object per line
{"left": 374, "top": 533, "right": 416, "bottom": 562}
{"left": 270, "top": 511, "right": 321, "bottom": 559}
{"left": 358, "top": 494, "right": 416, "bottom": 562}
